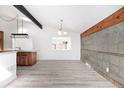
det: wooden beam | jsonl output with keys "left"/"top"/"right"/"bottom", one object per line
{"left": 80, "top": 7, "right": 124, "bottom": 38}
{"left": 14, "top": 5, "right": 43, "bottom": 29}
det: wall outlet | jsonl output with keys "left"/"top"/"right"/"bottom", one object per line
{"left": 106, "top": 67, "right": 109, "bottom": 73}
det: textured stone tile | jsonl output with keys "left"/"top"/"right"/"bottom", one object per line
{"left": 118, "top": 43, "right": 124, "bottom": 54}
{"left": 102, "top": 54, "right": 110, "bottom": 73}
{"left": 118, "top": 66, "right": 124, "bottom": 79}
{"left": 81, "top": 21, "right": 124, "bottom": 87}
{"left": 109, "top": 64, "right": 120, "bottom": 81}
{"left": 115, "top": 22, "right": 124, "bottom": 32}
{"left": 109, "top": 55, "right": 119, "bottom": 66}
{"left": 119, "top": 56, "right": 124, "bottom": 68}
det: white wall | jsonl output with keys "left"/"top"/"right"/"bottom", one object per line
{"left": 0, "top": 18, "right": 81, "bottom": 60}
{"left": 0, "top": 18, "right": 17, "bottom": 49}
{"left": 0, "top": 5, "right": 81, "bottom": 61}
{"left": 25, "top": 22, "right": 81, "bottom": 60}
{"left": 0, "top": 6, "right": 24, "bottom": 50}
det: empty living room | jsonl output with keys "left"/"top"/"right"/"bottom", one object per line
{"left": 0, "top": 0, "right": 124, "bottom": 93}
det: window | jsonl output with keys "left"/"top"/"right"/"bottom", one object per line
{"left": 52, "top": 37, "right": 71, "bottom": 50}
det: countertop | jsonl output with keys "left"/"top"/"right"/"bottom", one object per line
{"left": 0, "top": 50, "right": 17, "bottom": 55}
{"left": 0, "top": 50, "right": 16, "bottom": 52}
{"left": 0, "top": 50, "right": 37, "bottom": 53}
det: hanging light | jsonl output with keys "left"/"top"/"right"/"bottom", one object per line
{"left": 57, "top": 19, "right": 63, "bottom": 36}
{"left": 57, "top": 19, "right": 68, "bottom": 36}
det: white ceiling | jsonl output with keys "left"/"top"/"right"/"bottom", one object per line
{"left": 0, "top": 5, "right": 123, "bottom": 33}
{"left": 0, "top": 6, "right": 30, "bottom": 23}
{"left": 0, "top": 6, "right": 24, "bottom": 18}
{"left": 25, "top": 5, "right": 123, "bottom": 33}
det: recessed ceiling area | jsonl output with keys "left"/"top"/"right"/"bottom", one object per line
{"left": 24, "top": 5, "right": 123, "bottom": 33}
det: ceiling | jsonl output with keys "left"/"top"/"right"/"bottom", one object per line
{"left": 0, "top": 5, "right": 123, "bottom": 33}
{"left": 24, "top": 5, "right": 123, "bottom": 33}
{"left": 0, "top": 6, "right": 31, "bottom": 23}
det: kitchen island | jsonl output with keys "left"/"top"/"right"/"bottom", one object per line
{"left": 0, "top": 51, "right": 17, "bottom": 87}
{"left": 17, "top": 51, "right": 37, "bottom": 66}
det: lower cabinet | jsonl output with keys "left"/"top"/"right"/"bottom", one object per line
{"left": 17, "top": 51, "right": 37, "bottom": 66}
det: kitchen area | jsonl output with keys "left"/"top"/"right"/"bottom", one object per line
{"left": 0, "top": 30, "right": 37, "bottom": 87}
{"left": 0, "top": 6, "right": 37, "bottom": 87}
{"left": 0, "top": 31, "right": 17, "bottom": 87}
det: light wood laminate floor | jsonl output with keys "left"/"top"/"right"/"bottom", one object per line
{"left": 7, "top": 60, "right": 116, "bottom": 88}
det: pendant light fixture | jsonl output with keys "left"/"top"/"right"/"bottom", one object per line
{"left": 57, "top": 19, "right": 63, "bottom": 36}
{"left": 57, "top": 19, "right": 68, "bottom": 36}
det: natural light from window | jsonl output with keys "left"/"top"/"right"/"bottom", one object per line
{"left": 52, "top": 37, "right": 71, "bottom": 50}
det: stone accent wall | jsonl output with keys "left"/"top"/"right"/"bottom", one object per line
{"left": 81, "top": 21, "right": 124, "bottom": 86}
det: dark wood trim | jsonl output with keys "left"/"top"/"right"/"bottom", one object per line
{"left": 13, "top": 5, "right": 43, "bottom": 29}
{"left": 80, "top": 7, "right": 124, "bottom": 38}
{"left": 0, "top": 31, "right": 4, "bottom": 50}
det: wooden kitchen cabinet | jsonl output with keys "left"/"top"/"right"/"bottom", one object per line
{"left": 17, "top": 51, "right": 37, "bottom": 66}
{"left": 0, "top": 31, "right": 4, "bottom": 50}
